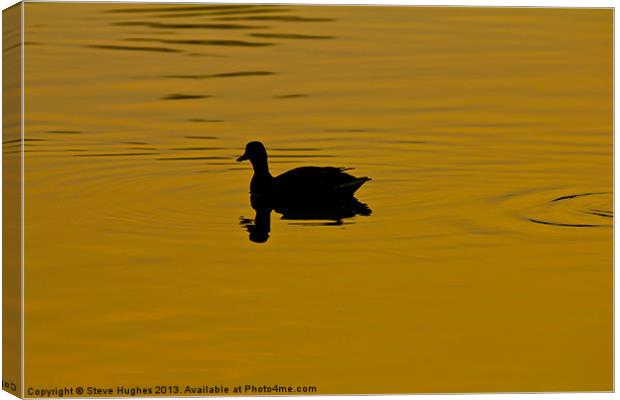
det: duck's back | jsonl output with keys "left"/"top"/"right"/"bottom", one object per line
{"left": 273, "top": 166, "right": 369, "bottom": 199}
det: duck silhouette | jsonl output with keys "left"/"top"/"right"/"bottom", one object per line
{"left": 237, "top": 141, "right": 371, "bottom": 202}
{"left": 237, "top": 141, "right": 372, "bottom": 243}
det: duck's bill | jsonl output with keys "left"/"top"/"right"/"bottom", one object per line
{"left": 236, "top": 154, "right": 248, "bottom": 162}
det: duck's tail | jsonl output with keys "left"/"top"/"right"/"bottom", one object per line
{"left": 336, "top": 177, "right": 371, "bottom": 194}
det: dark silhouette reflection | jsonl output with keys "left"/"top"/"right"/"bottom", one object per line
{"left": 240, "top": 194, "right": 371, "bottom": 243}
{"left": 240, "top": 196, "right": 272, "bottom": 243}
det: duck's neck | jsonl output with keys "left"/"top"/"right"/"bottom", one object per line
{"left": 249, "top": 157, "right": 273, "bottom": 194}
{"left": 251, "top": 157, "right": 271, "bottom": 177}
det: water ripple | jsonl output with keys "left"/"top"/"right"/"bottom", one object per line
{"left": 86, "top": 44, "right": 181, "bottom": 53}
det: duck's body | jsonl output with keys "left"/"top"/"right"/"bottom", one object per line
{"left": 272, "top": 166, "right": 369, "bottom": 201}
{"left": 237, "top": 141, "right": 370, "bottom": 203}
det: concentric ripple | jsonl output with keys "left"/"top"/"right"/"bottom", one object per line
{"left": 526, "top": 191, "right": 613, "bottom": 228}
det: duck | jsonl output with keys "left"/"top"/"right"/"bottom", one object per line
{"left": 236, "top": 141, "right": 370, "bottom": 204}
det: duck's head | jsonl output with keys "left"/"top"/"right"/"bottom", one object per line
{"left": 237, "top": 141, "right": 267, "bottom": 162}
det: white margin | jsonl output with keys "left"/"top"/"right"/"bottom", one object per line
{"left": 0, "top": 2, "right": 616, "bottom": 400}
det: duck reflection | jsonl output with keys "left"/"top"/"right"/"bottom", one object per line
{"left": 240, "top": 194, "right": 371, "bottom": 243}
{"left": 240, "top": 196, "right": 272, "bottom": 243}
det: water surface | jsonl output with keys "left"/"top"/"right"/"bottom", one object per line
{"left": 21, "top": 4, "right": 612, "bottom": 393}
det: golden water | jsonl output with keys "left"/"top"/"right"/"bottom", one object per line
{"left": 19, "top": 3, "right": 612, "bottom": 393}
